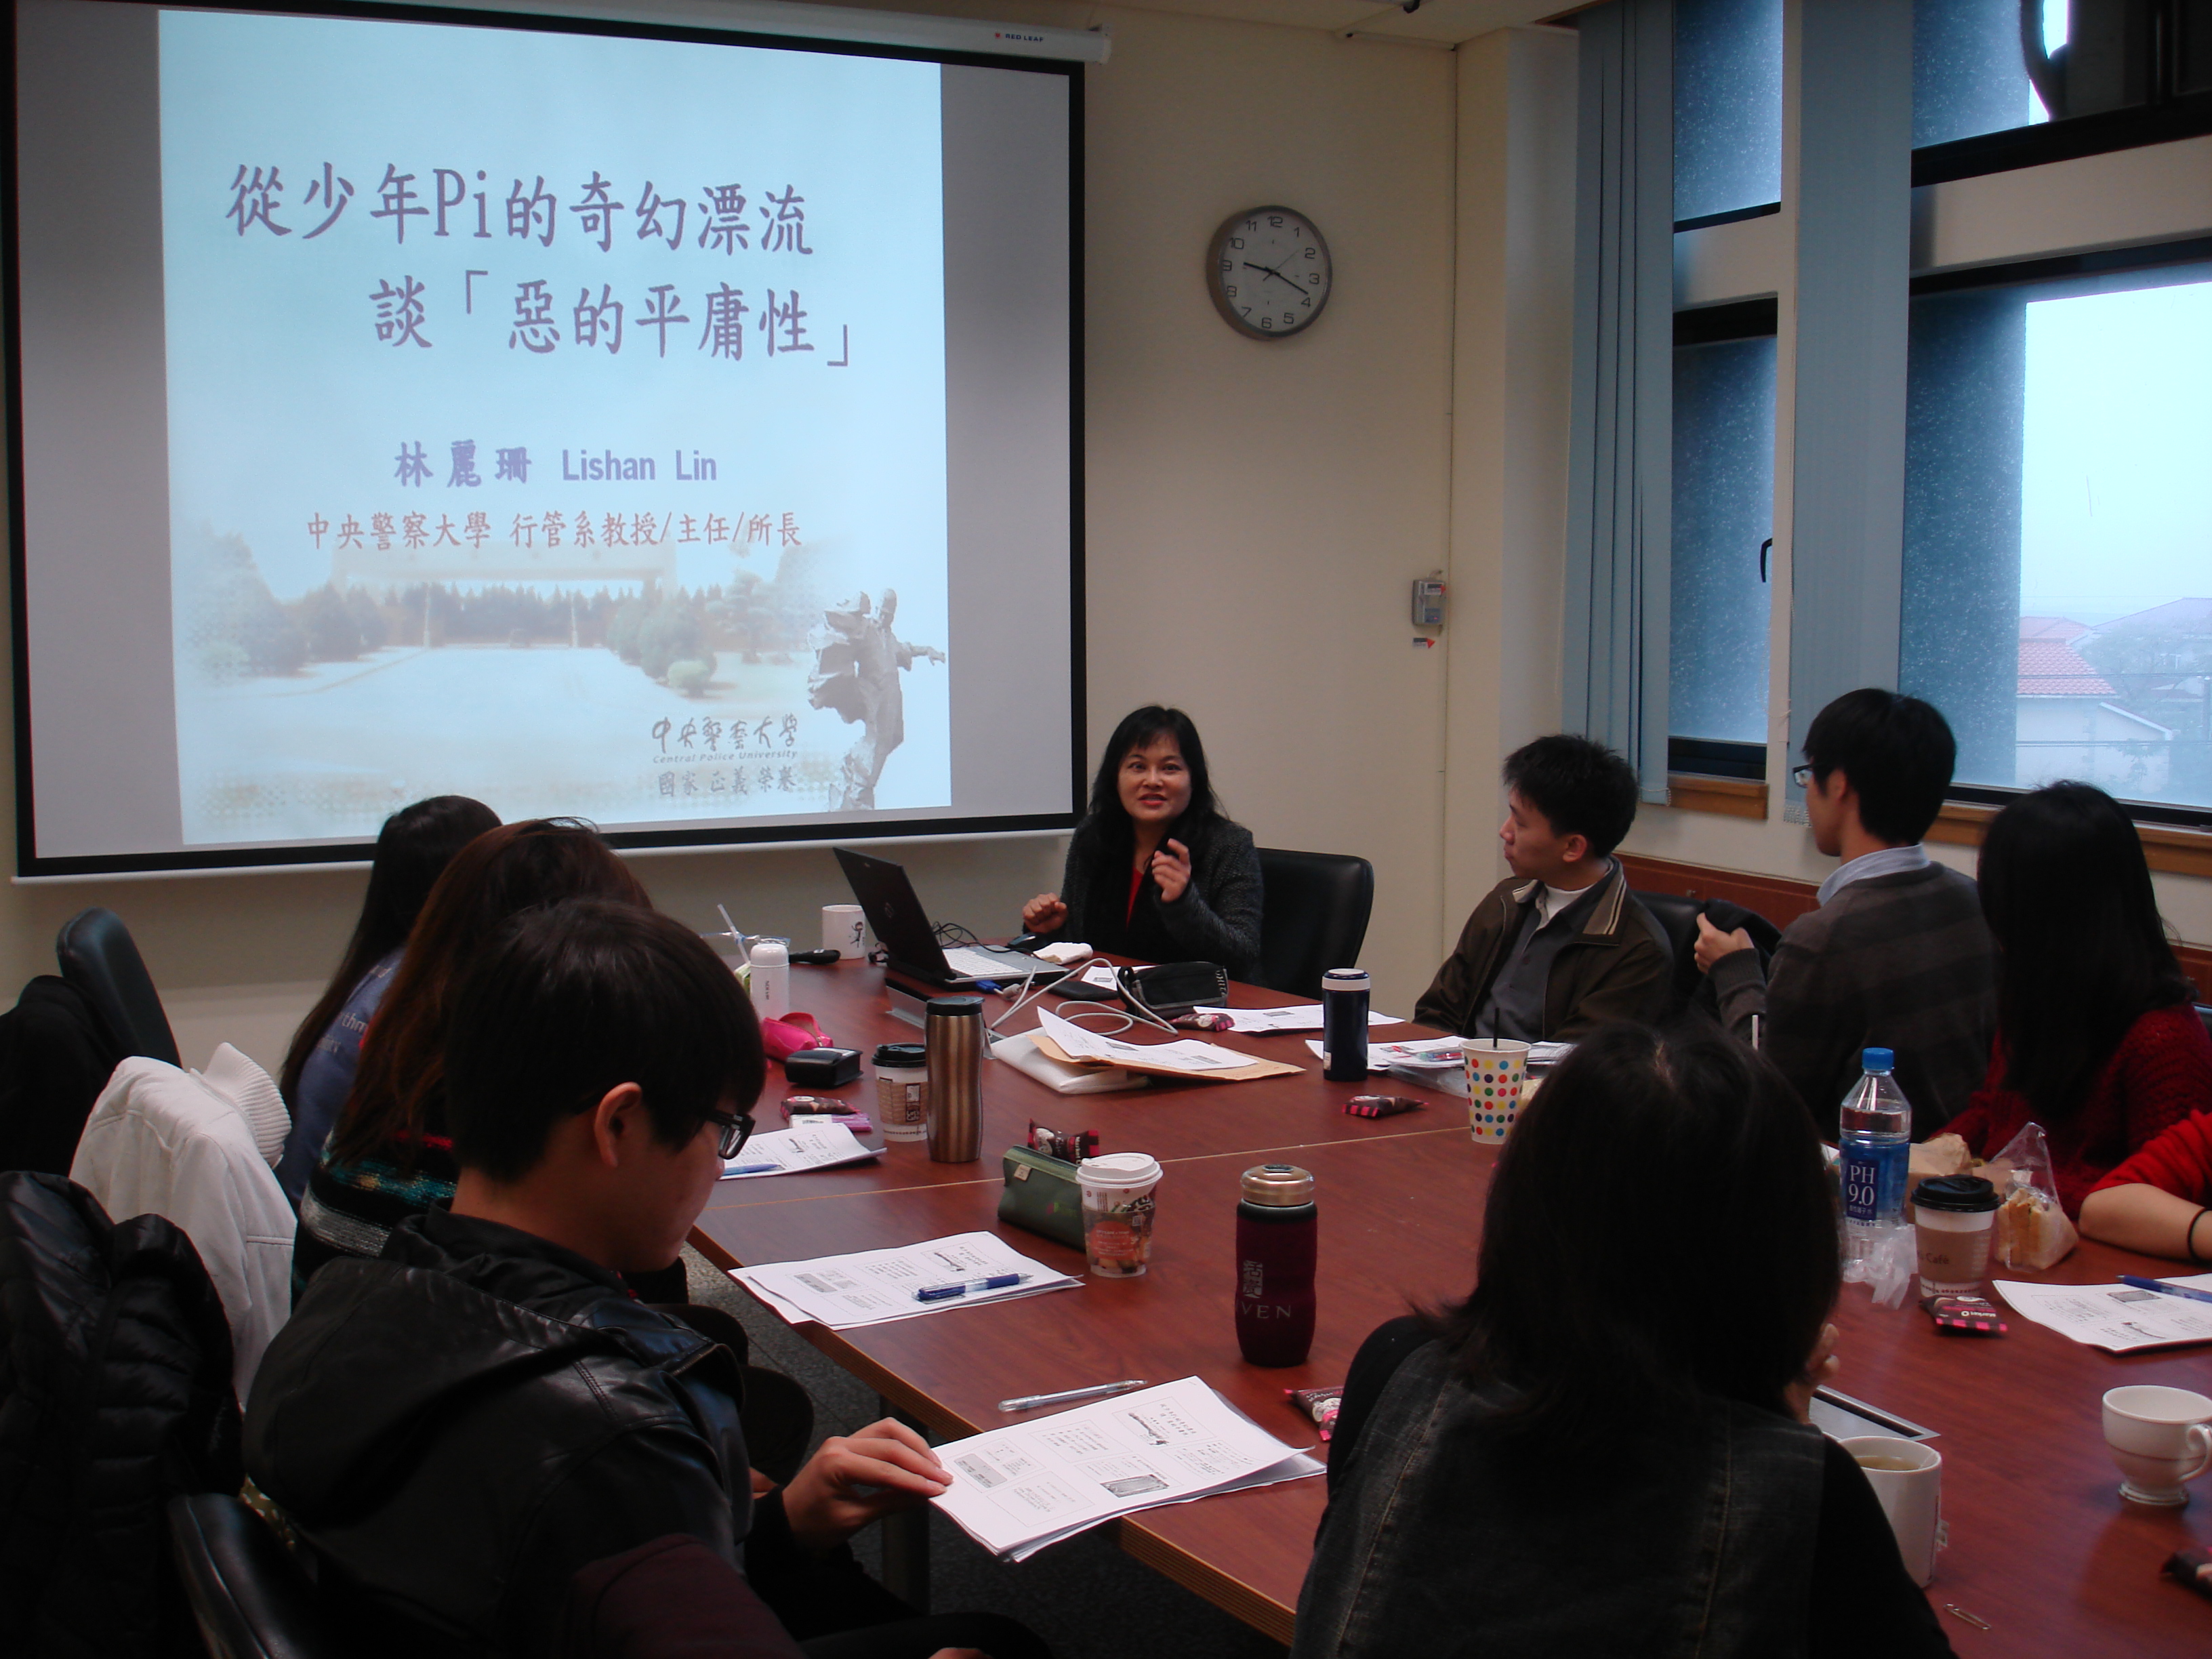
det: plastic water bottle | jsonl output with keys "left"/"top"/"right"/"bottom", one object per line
{"left": 749, "top": 938, "right": 790, "bottom": 1023}
{"left": 1840, "top": 1047, "right": 1912, "bottom": 1260}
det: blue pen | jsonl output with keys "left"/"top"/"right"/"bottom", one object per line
{"left": 723, "top": 1162, "right": 781, "bottom": 1176}
{"left": 914, "top": 1273, "right": 1029, "bottom": 1303}
{"left": 2118, "top": 1275, "right": 2212, "bottom": 1307}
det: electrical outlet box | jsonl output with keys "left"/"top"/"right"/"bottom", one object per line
{"left": 1411, "top": 578, "right": 1447, "bottom": 629}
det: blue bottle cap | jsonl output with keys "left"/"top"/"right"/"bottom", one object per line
{"left": 1862, "top": 1047, "right": 1896, "bottom": 1073}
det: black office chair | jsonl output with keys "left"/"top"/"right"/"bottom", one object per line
{"left": 1632, "top": 889, "right": 1783, "bottom": 1019}
{"left": 56, "top": 907, "right": 180, "bottom": 1067}
{"left": 1255, "top": 848, "right": 1375, "bottom": 999}
{"left": 168, "top": 1492, "right": 348, "bottom": 1659}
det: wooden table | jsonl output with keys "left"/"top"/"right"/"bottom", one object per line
{"left": 692, "top": 959, "right": 2212, "bottom": 1654}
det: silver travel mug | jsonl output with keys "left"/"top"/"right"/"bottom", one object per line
{"left": 925, "top": 996, "right": 983, "bottom": 1164}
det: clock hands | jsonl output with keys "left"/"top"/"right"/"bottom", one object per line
{"left": 1244, "top": 259, "right": 1309, "bottom": 292}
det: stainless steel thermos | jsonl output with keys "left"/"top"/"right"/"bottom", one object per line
{"left": 924, "top": 995, "right": 983, "bottom": 1163}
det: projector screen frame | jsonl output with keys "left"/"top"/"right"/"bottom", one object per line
{"left": 5, "top": 0, "right": 1087, "bottom": 877}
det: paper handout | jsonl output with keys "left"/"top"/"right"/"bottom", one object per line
{"left": 929, "top": 1376, "right": 1324, "bottom": 1562}
{"left": 1305, "top": 1035, "right": 1465, "bottom": 1073}
{"left": 1194, "top": 1004, "right": 1404, "bottom": 1034}
{"left": 1992, "top": 1277, "right": 2212, "bottom": 1352}
{"left": 1029, "top": 1007, "right": 1301, "bottom": 1083}
{"left": 719, "top": 1122, "right": 882, "bottom": 1179}
{"left": 729, "top": 1231, "right": 1081, "bottom": 1329}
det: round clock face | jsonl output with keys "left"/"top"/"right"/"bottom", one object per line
{"left": 1206, "top": 206, "right": 1331, "bottom": 340}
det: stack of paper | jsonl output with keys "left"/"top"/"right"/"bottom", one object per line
{"left": 1994, "top": 1276, "right": 2212, "bottom": 1352}
{"left": 929, "top": 1376, "right": 1323, "bottom": 1561}
{"left": 1029, "top": 1007, "right": 1300, "bottom": 1082}
{"left": 731, "top": 1231, "right": 1080, "bottom": 1329}
{"left": 719, "top": 1122, "right": 882, "bottom": 1180}
{"left": 1193, "top": 1004, "right": 1404, "bottom": 1034}
{"left": 1304, "top": 1034, "right": 1465, "bottom": 1074}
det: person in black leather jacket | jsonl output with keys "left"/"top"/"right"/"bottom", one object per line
{"left": 245, "top": 900, "right": 1044, "bottom": 1659}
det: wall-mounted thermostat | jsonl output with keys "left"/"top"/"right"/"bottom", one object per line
{"left": 1411, "top": 577, "right": 1446, "bottom": 629}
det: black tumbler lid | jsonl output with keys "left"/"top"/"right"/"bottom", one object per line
{"left": 1914, "top": 1174, "right": 2000, "bottom": 1213}
{"left": 926, "top": 996, "right": 983, "bottom": 1018}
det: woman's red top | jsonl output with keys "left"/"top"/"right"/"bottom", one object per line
{"left": 1942, "top": 1004, "right": 2212, "bottom": 1217}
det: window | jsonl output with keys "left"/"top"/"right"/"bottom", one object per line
{"left": 1902, "top": 253, "right": 2212, "bottom": 818}
{"left": 1674, "top": 0, "right": 1783, "bottom": 226}
{"left": 1671, "top": 302, "right": 1778, "bottom": 774}
{"left": 1913, "top": 0, "right": 2212, "bottom": 182}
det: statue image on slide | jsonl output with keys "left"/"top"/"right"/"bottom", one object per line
{"left": 807, "top": 589, "right": 946, "bottom": 809}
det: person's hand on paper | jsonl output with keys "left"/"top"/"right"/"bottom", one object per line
{"left": 1022, "top": 893, "right": 1067, "bottom": 935}
{"left": 1149, "top": 839, "right": 1192, "bottom": 904}
{"left": 1692, "top": 914, "right": 1755, "bottom": 975}
{"left": 781, "top": 1416, "right": 951, "bottom": 1553}
{"left": 1784, "top": 1322, "right": 1841, "bottom": 1424}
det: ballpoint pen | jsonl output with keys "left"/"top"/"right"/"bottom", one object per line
{"left": 722, "top": 1162, "right": 781, "bottom": 1176}
{"left": 2118, "top": 1275, "right": 2212, "bottom": 1307}
{"left": 912, "top": 1273, "right": 1029, "bottom": 1303}
{"left": 998, "top": 1379, "right": 1149, "bottom": 1412}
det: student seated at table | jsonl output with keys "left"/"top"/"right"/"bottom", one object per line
{"left": 1695, "top": 689, "right": 1994, "bottom": 1135}
{"left": 273, "top": 794, "right": 500, "bottom": 1208}
{"left": 1413, "top": 735, "right": 1670, "bottom": 1040}
{"left": 2081, "top": 1111, "right": 2212, "bottom": 1263}
{"left": 1942, "top": 782, "right": 2212, "bottom": 1218}
{"left": 1292, "top": 1023, "right": 1953, "bottom": 1659}
{"left": 294, "top": 818, "right": 653, "bottom": 1290}
{"left": 1021, "top": 705, "right": 1263, "bottom": 982}
{"left": 248, "top": 900, "right": 1047, "bottom": 1659}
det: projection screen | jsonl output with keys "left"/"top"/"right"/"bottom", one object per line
{"left": 9, "top": 0, "right": 1081, "bottom": 874}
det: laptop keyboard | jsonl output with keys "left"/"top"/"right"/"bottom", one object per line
{"left": 943, "top": 946, "right": 1051, "bottom": 981}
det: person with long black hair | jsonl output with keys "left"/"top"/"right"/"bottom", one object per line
{"left": 273, "top": 795, "right": 499, "bottom": 1206}
{"left": 1021, "top": 705, "right": 1263, "bottom": 982}
{"left": 1942, "top": 781, "right": 2211, "bottom": 1216}
{"left": 1293, "top": 1023, "right": 1952, "bottom": 1659}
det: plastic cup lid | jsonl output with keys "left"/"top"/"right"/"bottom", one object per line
{"left": 1080, "top": 1151, "right": 1162, "bottom": 1187}
{"left": 872, "top": 1043, "right": 927, "bottom": 1067}
{"left": 1914, "top": 1174, "right": 2000, "bottom": 1212}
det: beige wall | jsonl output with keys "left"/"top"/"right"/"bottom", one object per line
{"left": 2, "top": 1, "right": 1478, "bottom": 1063}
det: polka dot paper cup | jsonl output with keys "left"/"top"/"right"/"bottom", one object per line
{"left": 1464, "top": 1039, "right": 1531, "bottom": 1144}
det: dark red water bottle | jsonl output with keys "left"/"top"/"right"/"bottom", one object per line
{"left": 1235, "top": 1164, "right": 1317, "bottom": 1367}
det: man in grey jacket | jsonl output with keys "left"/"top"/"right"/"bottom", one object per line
{"left": 1696, "top": 689, "right": 1996, "bottom": 1136}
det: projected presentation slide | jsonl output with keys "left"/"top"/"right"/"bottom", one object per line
{"left": 11, "top": 0, "right": 1077, "bottom": 872}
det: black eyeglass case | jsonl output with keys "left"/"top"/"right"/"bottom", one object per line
{"left": 783, "top": 1046, "right": 863, "bottom": 1087}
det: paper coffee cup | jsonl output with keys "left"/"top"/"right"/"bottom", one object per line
{"left": 1841, "top": 1435, "right": 1944, "bottom": 1586}
{"left": 1463, "top": 1040, "right": 1530, "bottom": 1145}
{"left": 2104, "top": 1385, "right": 2212, "bottom": 1507}
{"left": 1078, "top": 1152, "right": 1162, "bottom": 1278}
{"left": 1912, "top": 1175, "right": 2000, "bottom": 1296}
{"left": 823, "top": 903, "right": 866, "bottom": 959}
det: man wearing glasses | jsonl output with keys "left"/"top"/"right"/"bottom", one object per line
{"left": 246, "top": 899, "right": 1041, "bottom": 1659}
{"left": 1693, "top": 689, "right": 1996, "bottom": 1137}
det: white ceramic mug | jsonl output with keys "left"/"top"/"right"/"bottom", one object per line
{"left": 822, "top": 903, "right": 866, "bottom": 959}
{"left": 1840, "top": 1435, "right": 1944, "bottom": 1586}
{"left": 2104, "top": 1385, "right": 2212, "bottom": 1507}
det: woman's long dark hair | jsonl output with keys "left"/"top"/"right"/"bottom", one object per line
{"left": 329, "top": 819, "right": 651, "bottom": 1166}
{"left": 1979, "top": 781, "right": 2193, "bottom": 1124}
{"left": 1433, "top": 1023, "right": 1839, "bottom": 1452}
{"left": 1074, "top": 705, "right": 1224, "bottom": 862}
{"left": 279, "top": 795, "right": 501, "bottom": 1104}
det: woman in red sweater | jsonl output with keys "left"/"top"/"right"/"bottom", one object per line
{"left": 1940, "top": 782, "right": 2212, "bottom": 1217}
{"left": 2083, "top": 1112, "right": 2212, "bottom": 1261}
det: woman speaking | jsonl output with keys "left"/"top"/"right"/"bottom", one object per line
{"left": 1023, "top": 706, "right": 1263, "bottom": 983}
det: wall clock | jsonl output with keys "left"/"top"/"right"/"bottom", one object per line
{"left": 1206, "top": 205, "right": 1332, "bottom": 340}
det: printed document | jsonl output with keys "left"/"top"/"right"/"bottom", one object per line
{"left": 1305, "top": 1035, "right": 1465, "bottom": 1073}
{"left": 1993, "top": 1277, "right": 2212, "bottom": 1352}
{"left": 719, "top": 1122, "right": 882, "bottom": 1180}
{"left": 1036, "top": 1006, "right": 1254, "bottom": 1074}
{"left": 731, "top": 1231, "right": 1080, "bottom": 1329}
{"left": 1195, "top": 1004, "right": 1403, "bottom": 1034}
{"left": 930, "top": 1376, "right": 1323, "bottom": 1561}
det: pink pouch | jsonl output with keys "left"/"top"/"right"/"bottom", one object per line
{"left": 760, "top": 1012, "right": 830, "bottom": 1061}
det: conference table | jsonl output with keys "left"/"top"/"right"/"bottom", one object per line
{"left": 691, "top": 958, "right": 2212, "bottom": 1656}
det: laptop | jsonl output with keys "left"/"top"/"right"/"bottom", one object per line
{"left": 832, "top": 847, "right": 1065, "bottom": 988}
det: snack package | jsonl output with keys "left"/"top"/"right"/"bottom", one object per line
{"left": 1985, "top": 1121, "right": 2078, "bottom": 1271}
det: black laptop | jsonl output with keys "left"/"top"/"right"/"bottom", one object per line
{"left": 832, "top": 847, "right": 1065, "bottom": 988}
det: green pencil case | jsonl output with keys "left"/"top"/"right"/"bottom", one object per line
{"left": 998, "top": 1145, "right": 1085, "bottom": 1250}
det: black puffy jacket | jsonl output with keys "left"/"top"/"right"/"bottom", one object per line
{"left": 0, "top": 1172, "right": 243, "bottom": 1659}
{"left": 245, "top": 1208, "right": 760, "bottom": 1658}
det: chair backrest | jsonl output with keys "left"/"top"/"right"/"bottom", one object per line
{"left": 0, "top": 975, "right": 125, "bottom": 1174}
{"left": 168, "top": 1492, "right": 350, "bottom": 1659}
{"left": 56, "top": 907, "right": 180, "bottom": 1066}
{"left": 1255, "top": 849, "right": 1375, "bottom": 999}
{"left": 1634, "top": 890, "right": 1785, "bottom": 1019}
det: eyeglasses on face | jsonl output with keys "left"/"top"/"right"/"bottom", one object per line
{"left": 700, "top": 1105, "right": 756, "bottom": 1160}
{"left": 1790, "top": 763, "right": 1816, "bottom": 787}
